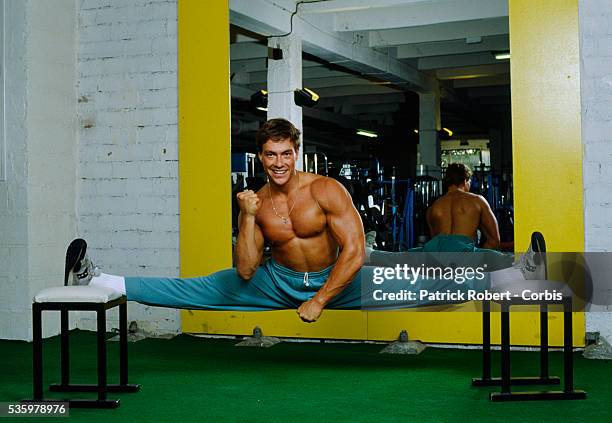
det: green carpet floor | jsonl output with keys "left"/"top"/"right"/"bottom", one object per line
{"left": 1, "top": 330, "right": 610, "bottom": 422}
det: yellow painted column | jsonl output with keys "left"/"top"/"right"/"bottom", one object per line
{"left": 178, "top": 1, "right": 232, "bottom": 329}
{"left": 510, "top": 0, "right": 584, "bottom": 345}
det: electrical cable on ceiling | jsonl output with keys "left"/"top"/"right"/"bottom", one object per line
{"left": 265, "top": 0, "right": 333, "bottom": 39}
{"left": 258, "top": 0, "right": 410, "bottom": 93}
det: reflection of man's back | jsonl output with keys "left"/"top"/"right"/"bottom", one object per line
{"left": 428, "top": 190, "right": 483, "bottom": 240}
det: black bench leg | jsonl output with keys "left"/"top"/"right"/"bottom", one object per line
{"left": 61, "top": 309, "right": 70, "bottom": 386}
{"left": 483, "top": 302, "right": 491, "bottom": 380}
{"left": 540, "top": 304, "right": 549, "bottom": 379}
{"left": 120, "top": 302, "right": 128, "bottom": 385}
{"left": 32, "top": 304, "right": 43, "bottom": 401}
{"left": 472, "top": 300, "right": 492, "bottom": 386}
{"left": 97, "top": 306, "right": 107, "bottom": 401}
{"left": 118, "top": 302, "right": 140, "bottom": 392}
{"left": 500, "top": 302, "right": 511, "bottom": 394}
{"left": 564, "top": 297, "right": 574, "bottom": 393}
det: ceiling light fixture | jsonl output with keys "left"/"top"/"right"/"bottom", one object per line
{"left": 294, "top": 87, "right": 320, "bottom": 108}
{"left": 494, "top": 51, "right": 511, "bottom": 60}
{"left": 250, "top": 89, "right": 268, "bottom": 112}
{"left": 356, "top": 129, "right": 378, "bottom": 138}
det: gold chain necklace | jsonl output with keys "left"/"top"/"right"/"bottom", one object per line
{"left": 268, "top": 172, "right": 300, "bottom": 224}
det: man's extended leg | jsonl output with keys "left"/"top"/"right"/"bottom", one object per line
{"left": 120, "top": 266, "right": 296, "bottom": 310}
{"left": 90, "top": 273, "right": 126, "bottom": 293}
{"left": 326, "top": 265, "right": 491, "bottom": 310}
{"left": 66, "top": 239, "right": 297, "bottom": 310}
{"left": 332, "top": 233, "right": 548, "bottom": 309}
{"left": 367, "top": 234, "right": 514, "bottom": 270}
{"left": 88, "top": 268, "right": 296, "bottom": 310}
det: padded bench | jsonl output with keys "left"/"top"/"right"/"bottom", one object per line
{"left": 26, "top": 286, "right": 140, "bottom": 409}
{"left": 472, "top": 280, "right": 587, "bottom": 401}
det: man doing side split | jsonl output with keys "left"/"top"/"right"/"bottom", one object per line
{"left": 68, "top": 119, "right": 365, "bottom": 322}
{"left": 66, "top": 119, "right": 539, "bottom": 323}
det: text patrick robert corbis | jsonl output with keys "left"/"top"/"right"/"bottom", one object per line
{"left": 369, "top": 264, "right": 563, "bottom": 302}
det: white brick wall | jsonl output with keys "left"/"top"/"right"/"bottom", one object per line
{"left": 77, "top": 0, "right": 180, "bottom": 334}
{"left": 0, "top": 0, "right": 29, "bottom": 340}
{"left": 579, "top": 0, "right": 612, "bottom": 342}
{"left": 0, "top": 0, "right": 79, "bottom": 341}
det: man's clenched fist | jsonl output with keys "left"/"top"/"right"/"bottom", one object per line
{"left": 297, "top": 298, "right": 325, "bottom": 323}
{"left": 236, "top": 190, "right": 261, "bottom": 216}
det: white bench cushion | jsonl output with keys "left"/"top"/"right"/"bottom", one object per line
{"left": 34, "top": 286, "right": 122, "bottom": 303}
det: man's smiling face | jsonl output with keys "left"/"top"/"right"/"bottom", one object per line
{"left": 258, "top": 138, "right": 298, "bottom": 186}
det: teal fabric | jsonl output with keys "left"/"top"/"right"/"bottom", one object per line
{"left": 420, "top": 234, "right": 477, "bottom": 252}
{"left": 126, "top": 260, "right": 344, "bottom": 311}
{"left": 371, "top": 234, "right": 513, "bottom": 271}
{"left": 125, "top": 238, "right": 491, "bottom": 311}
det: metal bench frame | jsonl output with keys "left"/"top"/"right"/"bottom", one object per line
{"left": 27, "top": 296, "right": 140, "bottom": 408}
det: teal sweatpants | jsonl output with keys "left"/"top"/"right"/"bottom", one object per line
{"left": 125, "top": 260, "right": 351, "bottom": 311}
{"left": 125, "top": 246, "right": 490, "bottom": 311}
{"left": 370, "top": 234, "right": 513, "bottom": 271}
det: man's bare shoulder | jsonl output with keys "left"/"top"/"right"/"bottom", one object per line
{"left": 462, "top": 191, "right": 483, "bottom": 200}
{"left": 308, "top": 174, "right": 347, "bottom": 208}
{"left": 306, "top": 173, "right": 331, "bottom": 191}
{"left": 444, "top": 190, "right": 482, "bottom": 200}
{"left": 431, "top": 191, "right": 483, "bottom": 209}
{"left": 455, "top": 191, "right": 487, "bottom": 210}
{"left": 303, "top": 171, "right": 326, "bottom": 184}
{"left": 431, "top": 194, "right": 447, "bottom": 205}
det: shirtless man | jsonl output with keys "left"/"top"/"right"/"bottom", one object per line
{"left": 66, "top": 118, "right": 365, "bottom": 323}
{"left": 368, "top": 162, "right": 543, "bottom": 281}
{"left": 234, "top": 119, "right": 365, "bottom": 322}
{"left": 425, "top": 163, "right": 500, "bottom": 251}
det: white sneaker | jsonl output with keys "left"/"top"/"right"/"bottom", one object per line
{"left": 65, "top": 238, "right": 101, "bottom": 286}
{"left": 514, "top": 232, "right": 546, "bottom": 280}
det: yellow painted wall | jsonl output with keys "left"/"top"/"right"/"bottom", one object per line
{"left": 182, "top": 310, "right": 368, "bottom": 340}
{"left": 509, "top": 0, "right": 585, "bottom": 346}
{"left": 178, "top": 3, "right": 232, "bottom": 279}
{"left": 180, "top": 1, "right": 584, "bottom": 346}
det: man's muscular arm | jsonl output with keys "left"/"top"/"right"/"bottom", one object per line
{"left": 297, "top": 178, "right": 365, "bottom": 322}
{"left": 235, "top": 190, "right": 265, "bottom": 280}
{"left": 478, "top": 195, "right": 501, "bottom": 249}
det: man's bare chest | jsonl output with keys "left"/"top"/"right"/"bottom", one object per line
{"left": 257, "top": 198, "right": 327, "bottom": 243}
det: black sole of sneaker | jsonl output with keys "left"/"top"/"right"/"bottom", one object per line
{"left": 530, "top": 231, "right": 546, "bottom": 269}
{"left": 65, "top": 239, "right": 87, "bottom": 286}
{"left": 531, "top": 231, "right": 546, "bottom": 253}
